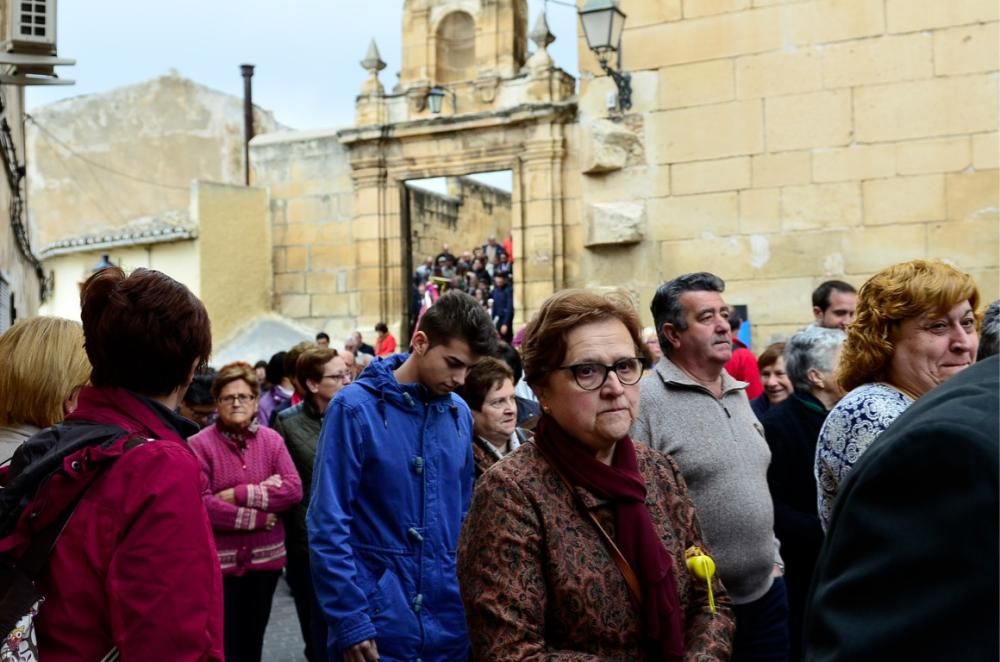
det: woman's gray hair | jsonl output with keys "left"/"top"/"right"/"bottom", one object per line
{"left": 784, "top": 326, "right": 846, "bottom": 393}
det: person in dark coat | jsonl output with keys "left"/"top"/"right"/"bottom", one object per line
{"left": 760, "top": 326, "right": 845, "bottom": 661}
{"left": 273, "top": 347, "right": 352, "bottom": 662}
{"left": 751, "top": 342, "right": 793, "bottom": 420}
{"left": 803, "top": 356, "right": 999, "bottom": 662}
{"left": 490, "top": 272, "right": 514, "bottom": 342}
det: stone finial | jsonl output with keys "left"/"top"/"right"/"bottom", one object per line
{"left": 359, "top": 38, "right": 386, "bottom": 97}
{"left": 530, "top": 11, "right": 556, "bottom": 52}
{"left": 361, "top": 38, "right": 386, "bottom": 75}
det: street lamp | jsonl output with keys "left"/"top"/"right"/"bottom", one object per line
{"left": 427, "top": 85, "right": 457, "bottom": 115}
{"left": 91, "top": 254, "right": 114, "bottom": 273}
{"left": 578, "top": 0, "right": 631, "bottom": 112}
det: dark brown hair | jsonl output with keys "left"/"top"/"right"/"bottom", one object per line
{"left": 284, "top": 341, "right": 317, "bottom": 378}
{"left": 296, "top": 347, "right": 339, "bottom": 388}
{"left": 419, "top": 290, "right": 499, "bottom": 356}
{"left": 80, "top": 267, "right": 211, "bottom": 397}
{"left": 757, "top": 342, "right": 786, "bottom": 371}
{"left": 521, "top": 289, "right": 643, "bottom": 387}
{"left": 458, "top": 357, "right": 513, "bottom": 412}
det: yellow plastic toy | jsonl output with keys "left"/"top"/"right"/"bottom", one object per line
{"left": 685, "top": 546, "right": 717, "bottom": 614}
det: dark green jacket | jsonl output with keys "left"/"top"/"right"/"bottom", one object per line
{"left": 273, "top": 399, "right": 323, "bottom": 558}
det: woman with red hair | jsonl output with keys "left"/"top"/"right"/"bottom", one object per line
{"left": 815, "top": 259, "right": 980, "bottom": 531}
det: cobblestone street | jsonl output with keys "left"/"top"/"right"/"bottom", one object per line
{"left": 262, "top": 576, "right": 308, "bottom": 661}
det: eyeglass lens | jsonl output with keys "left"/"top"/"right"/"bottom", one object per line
{"left": 572, "top": 359, "right": 644, "bottom": 390}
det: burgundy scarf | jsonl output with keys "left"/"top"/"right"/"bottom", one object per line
{"left": 534, "top": 414, "right": 684, "bottom": 662}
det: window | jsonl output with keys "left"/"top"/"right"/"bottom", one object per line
{"left": 13, "top": 0, "right": 54, "bottom": 43}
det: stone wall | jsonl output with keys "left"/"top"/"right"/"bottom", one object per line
{"left": 408, "top": 176, "right": 513, "bottom": 264}
{"left": 0, "top": 84, "right": 39, "bottom": 328}
{"left": 249, "top": 129, "right": 356, "bottom": 340}
{"left": 26, "top": 72, "right": 284, "bottom": 248}
{"left": 571, "top": 0, "right": 999, "bottom": 345}
{"left": 195, "top": 181, "right": 271, "bottom": 347}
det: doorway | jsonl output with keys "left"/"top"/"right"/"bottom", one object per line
{"left": 402, "top": 169, "right": 514, "bottom": 344}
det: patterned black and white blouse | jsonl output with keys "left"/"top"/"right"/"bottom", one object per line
{"left": 814, "top": 382, "right": 913, "bottom": 531}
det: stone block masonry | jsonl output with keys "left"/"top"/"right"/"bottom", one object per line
{"left": 573, "top": 0, "right": 999, "bottom": 345}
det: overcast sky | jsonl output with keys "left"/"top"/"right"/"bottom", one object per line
{"left": 27, "top": 0, "right": 582, "bottom": 131}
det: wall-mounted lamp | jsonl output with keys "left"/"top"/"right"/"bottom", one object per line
{"left": 91, "top": 254, "right": 114, "bottom": 273}
{"left": 428, "top": 85, "right": 457, "bottom": 115}
{"left": 578, "top": 0, "right": 631, "bottom": 113}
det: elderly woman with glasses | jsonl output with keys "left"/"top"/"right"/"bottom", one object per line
{"left": 458, "top": 289, "right": 734, "bottom": 660}
{"left": 759, "top": 326, "right": 846, "bottom": 661}
{"left": 272, "top": 347, "right": 351, "bottom": 662}
{"left": 189, "top": 361, "right": 303, "bottom": 662}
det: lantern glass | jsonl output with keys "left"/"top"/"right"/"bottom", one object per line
{"left": 579, "top": 0, "right": 626, "bottom": 54}
{"left": 428, "top": 86, "right": 445, "bottom": 114}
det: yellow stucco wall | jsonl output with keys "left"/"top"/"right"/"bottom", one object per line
{"left": 38, "top": 180, "right": 269, "bottom": 354}
{"left": 39, "top": 241, "right": 200, "bottom": 321}
{"left": 569, "top": 0, "right": 999, "bottom": 344}
{"left": 194, "top": 181, "right": 271, "bottom": 348}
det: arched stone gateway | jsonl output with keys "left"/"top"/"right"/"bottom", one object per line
{"left": 342, "top": 0, "right": 573, "bottom": 337}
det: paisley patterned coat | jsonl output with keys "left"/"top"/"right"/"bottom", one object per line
{"left": 458, "top": 441, "right": 735, "bottom": 661}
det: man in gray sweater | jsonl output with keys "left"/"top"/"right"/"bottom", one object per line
{"left": 632, "top": 272, "right": 789, "bottom": 662}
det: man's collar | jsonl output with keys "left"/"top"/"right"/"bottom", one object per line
{"left": 655, "top": 356, "right": 747, "bottom": 395}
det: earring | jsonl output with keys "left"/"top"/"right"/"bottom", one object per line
{"left": 541, "top": 404, "right": 551, "bottom": 413}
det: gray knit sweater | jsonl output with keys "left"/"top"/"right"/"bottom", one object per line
{"left": 631, "top": 357, "right": 780, "bottom": 604}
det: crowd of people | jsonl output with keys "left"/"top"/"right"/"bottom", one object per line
{"left": 0, "top": 257, "right": 996, "bottom": 662}
{"left": 411, "top": 234, "right": 515, "bottom": 342}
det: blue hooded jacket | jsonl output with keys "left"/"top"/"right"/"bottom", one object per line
{"left": 307, "top": 353, "right": 475, "bottom": 661}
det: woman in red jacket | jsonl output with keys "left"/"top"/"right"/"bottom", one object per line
{"left": 1, "top": 266, "right": 224, "bottom": 660}
{"left": 189, "top": 361, "right": 302, "bottom": 662}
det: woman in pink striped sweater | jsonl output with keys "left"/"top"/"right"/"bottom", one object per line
{"left": 189, "top": 361, "right": 303, "bottom": 662}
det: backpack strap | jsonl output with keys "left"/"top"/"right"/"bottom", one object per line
{"left": 11, "top": 434, "right": 151, "bottom": 580}
{"left": 0, "top": 433, "right": 151, "bottom": 639}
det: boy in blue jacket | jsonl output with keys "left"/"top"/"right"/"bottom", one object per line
{"left": 308, "top": 290, "right": 499, "bottom": 662}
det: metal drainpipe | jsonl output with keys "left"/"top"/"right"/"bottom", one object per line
{"left": 240, "top": 64, "right": 255, "bottom": 186}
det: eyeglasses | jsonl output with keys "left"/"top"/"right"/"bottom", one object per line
{"left": 219, "top": 393, "right": 255, "bottom": 405}
{"left": 558, "top": 358, "right": 645, "bottom": 391}
{"left": 322, "top": 372, "right": 348, "bottom": 382}
{"left": 485, "top": 396, "right": 516, "bottom": 411}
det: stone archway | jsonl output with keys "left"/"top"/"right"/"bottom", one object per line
{"left": 339, "top": 100, "right": 576, "bottom": 337}
{"left": 341, "top": 2, "right": 575, "bottom": 338}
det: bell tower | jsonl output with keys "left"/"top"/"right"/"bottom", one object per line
{"left": 399, "top": 0, "right": 529, "bottom": 112}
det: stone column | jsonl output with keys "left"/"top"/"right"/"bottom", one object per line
{"left": 517, "top": 123, "right": 569, "bottom": 323}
